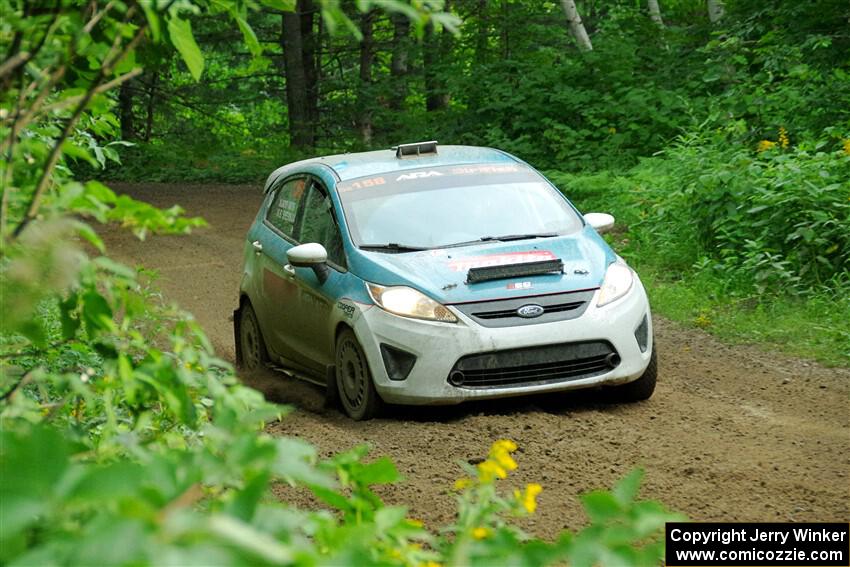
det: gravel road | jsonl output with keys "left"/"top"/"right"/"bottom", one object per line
{"left": 102, "top": 182, "right": 850, "bottom": 538}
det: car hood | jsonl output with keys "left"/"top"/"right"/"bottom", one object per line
{"left": 348, "top": 226, "right": 616, "bottom": 304}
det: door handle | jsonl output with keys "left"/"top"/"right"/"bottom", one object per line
{"left": 252, "top": 240, "right": 263, "bottom": 253}
{"left": 283, "top": 264, "right": 296, "bottom": 277}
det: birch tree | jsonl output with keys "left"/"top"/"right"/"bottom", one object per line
{"left": 648, "top": 0, "right": 664, "bottom": 26}
{"left": 560, "top": 0, "right": 593, "bottom": 51}
{"left": 707, "top": 0, "right": 725, "bottom": 23}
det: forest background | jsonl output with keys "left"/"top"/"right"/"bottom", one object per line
{"left": 1, "top": 0, "right": 848, "bottom": 565}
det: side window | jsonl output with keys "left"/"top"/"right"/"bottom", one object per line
{"left": 266, "top": 177, "right": 308, "bottom": 238}
{"left": 299, "top": 183, "right": 346, "bottom": 268}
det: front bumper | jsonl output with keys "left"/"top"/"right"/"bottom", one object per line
{"left": 353, "top": 278, "right": 654, "bottom": 405}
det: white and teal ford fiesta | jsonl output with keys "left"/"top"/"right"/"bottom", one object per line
{"left": 234, "top": 142, "right": 656, "bottom": 420}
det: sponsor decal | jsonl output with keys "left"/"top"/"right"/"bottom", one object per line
{"left": 507, "top": 281, "right": 533, "bottom": 290}
{"left": 450, "top": 165, "right": 520, "bottom": 175}
{"left": 337, "top": 301, "right": 355, "bottom": 319}
{"left": 396, "top": 171, "right": 444, "bottom": 181}
{"left": 447, "top": 250, "right": 556, "bottom": 272}
{"left": 338, "top": 176, "right": 387, "bottom": 192}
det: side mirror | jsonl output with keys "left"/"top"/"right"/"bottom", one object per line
{"left": 584, "top": 212, "right": 615, "bottom": 235}
{"left": 287, "top": 243, "right": 330, "bottom": 284}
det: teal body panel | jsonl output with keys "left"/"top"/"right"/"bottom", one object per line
{"left": 251, "top": 145, "right": 617, "bottom": 314}
{"left": 345, "top": 226, "right": 614, "bottom": 304}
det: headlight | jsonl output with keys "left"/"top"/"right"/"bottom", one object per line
{"left": 596, "top": 261, "right": 634, "bottom": 307}
{"left": 366, "top": 283, "right": 457, "bottom": 323}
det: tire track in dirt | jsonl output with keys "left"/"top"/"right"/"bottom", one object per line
{"left": 102, "top": 182, "right": 850, "bottom": 538}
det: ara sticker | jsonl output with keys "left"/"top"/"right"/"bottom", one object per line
{"left": 507, "top": 281, "right": 533, "bottom": 290}
{"left": 337, "top": 301, "right": 355, "bottom": 319}
{"left": 396, "top": 171, "right": 444, "bottom": 181}
{"left": 448, "top": 251, "right": 556, "bottom": 272}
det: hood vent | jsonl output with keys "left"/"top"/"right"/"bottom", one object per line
{"left": 466, "top": 259, "right": 564, "bottom": 284}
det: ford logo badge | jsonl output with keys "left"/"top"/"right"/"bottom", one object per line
{"left": 517, "top": 304, "right": 544, "bottom": 318}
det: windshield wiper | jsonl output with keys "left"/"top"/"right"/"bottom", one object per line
{"left": 359, "top": 243, "right": 431, "bottom": 253}
{"left": 442, "top": 232, "right": 559, "bottom": 249}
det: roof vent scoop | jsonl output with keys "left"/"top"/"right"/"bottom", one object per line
{"left": 394, "top": 140, "right": 438, "bottom": 159}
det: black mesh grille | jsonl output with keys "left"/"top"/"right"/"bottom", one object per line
{"left": 449, "top": 340, "right": 618, "bottom": 389}
{"left": 451, "top": 290, "right": 595, "bottom": 327}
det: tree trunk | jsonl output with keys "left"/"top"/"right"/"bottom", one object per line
{"left": 560, "top": 0, "right": 593, "bottom": 51}
{"left": 300, "top": 0, "right": 319, "bottom": 126}
{"left": 144, "top": 72, "right": 158, "bottom": 142}
{"left": 357, "top": 10, "right": 375, "bottom": 145}
{"left": 118, "top": 80, "right": 135, "bottom": 140}
{"left": 475, "top": 0, "right": 488, "bottom": 64}
{"left": 706, "top": 0, "right": 725, "bottom": 23}
{"left": 647, "top": 0, "right": 664, "bottom": 26}
{"left": 389, "top": 13, "right": 410, "bottom": 111}
{"left": 423, "top": 0, "right": 453, "bottom": 112}
{"left": 501, "top": 0, "right": 509, "bottom": 59}
{"left": 281, "top": 11, "right": 313, "bottom": 149}
{"left": 423, "top": 23, "right": 442, "bottom": 111}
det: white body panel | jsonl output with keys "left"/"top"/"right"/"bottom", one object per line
{"left": 351, "top": 277, "right": 653, "bottom": 405}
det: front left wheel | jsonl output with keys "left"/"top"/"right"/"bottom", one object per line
{"left": 335, "top": 328, "right": 382, "bottom": 420}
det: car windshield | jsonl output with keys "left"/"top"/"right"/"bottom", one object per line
{"left": 338, "top": 164, "right": 583, "bottom": 250}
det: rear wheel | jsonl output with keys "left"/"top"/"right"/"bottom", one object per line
{"left": 612, "top": 344, "right": 657, "bottom": 402}
{"left": 238, "top": 302, "right": 268, "bottom": 371}
{"left": 335, "top": 328, "right": 382, "bottom": 420}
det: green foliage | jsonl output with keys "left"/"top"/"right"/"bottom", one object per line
{"left": 1, "top": 415, "right": 680, "bottom": 566}
{"left": 547, "top": 126, "right": 850, "bottom": 365}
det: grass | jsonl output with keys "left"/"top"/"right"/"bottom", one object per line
{"left": 635, "top": 263, "right": 850, "bottom": 367}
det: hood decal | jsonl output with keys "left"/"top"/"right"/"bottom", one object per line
{"left": 447, "top": 250, "right": 556, "bottom": 272}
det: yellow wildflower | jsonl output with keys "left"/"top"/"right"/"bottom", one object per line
{"left": 454, "top": 477, "right": 472, "bottom": 490}
{"left": 477, "top": 460, "right": 507, "bottom": 482}
{"left": 757, "top": 140, "right": 776, "bottom": 152}
{"left": 519, "top": 483, "right": 543, "bottom": 513}
{"left": 694, "top": 313, "right": 712, "bottom": 328}
{"left": 492, "top": 439, "right": 518, "bottom": 453}
{"left": 843, "top": 139, "right": 850, "bottom": 156}
{"left": 490, "top": 441, "right": 518, "bottom": 472}
{"left": 422, "top": 562, "right": 442, "bottom": 567}
{"left": 778, "top": 127, "right": 789, "bottom": 149}
{"left": 407, "top": 519, "right": 424, "bottom": 528}
{"left": 472, "top": 527, "right": 490, "bottom": 540}
{"left": 492, "top": 449, "right": 517, "bottom": 471}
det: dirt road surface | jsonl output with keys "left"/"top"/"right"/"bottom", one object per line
{"left": 103, "top": 183, "right": 850, "bottom": 538}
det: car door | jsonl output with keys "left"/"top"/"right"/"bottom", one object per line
{"left": 254, "top": 175, "right": 310, "bottom": 363}
{"left": 285, "top": 179, "right": 348, "bottom": 370}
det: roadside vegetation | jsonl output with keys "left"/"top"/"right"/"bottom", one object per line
{"left": 0, "top": 0, "right": 847, "bottom": 565}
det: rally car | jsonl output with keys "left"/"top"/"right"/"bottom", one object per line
{"left": 234, "top": 141, "right": 656, "bottom": 420}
